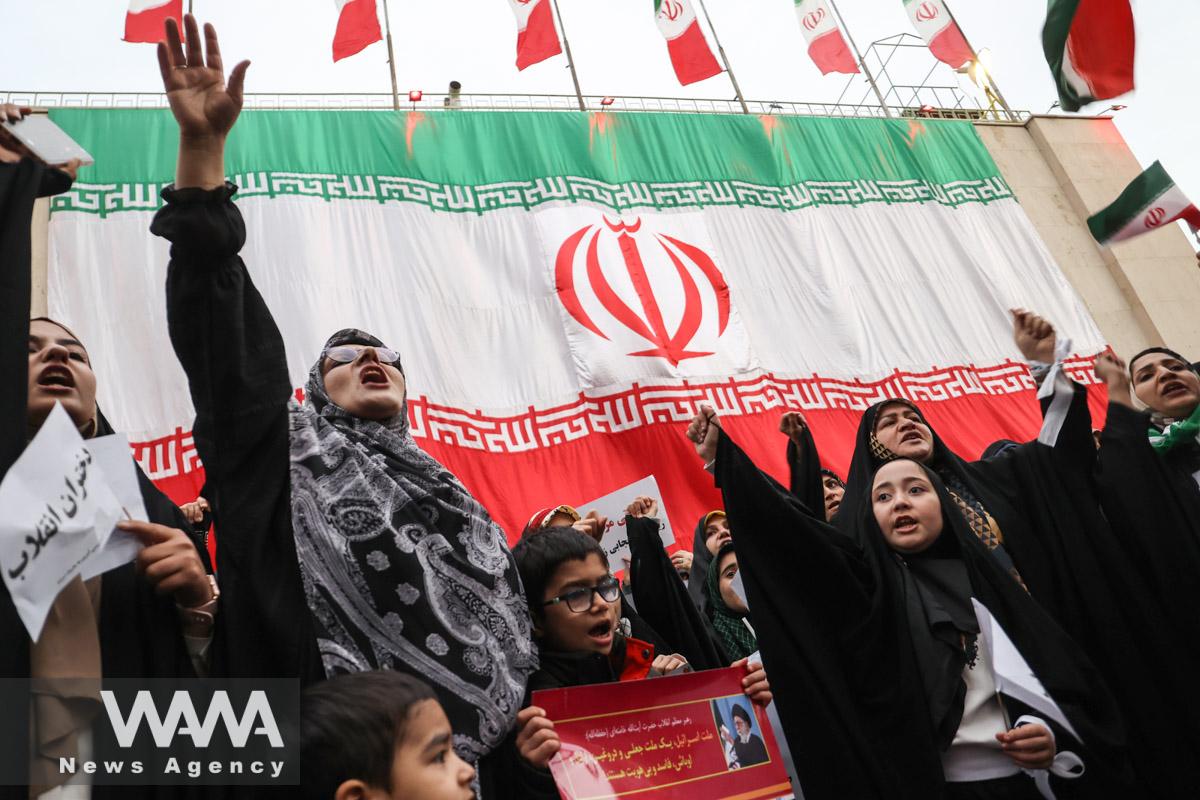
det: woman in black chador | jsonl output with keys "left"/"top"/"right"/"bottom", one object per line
{"left": 2, "top": 108, "right": 214, "bottom": 800}
{"left": 686, "top": 406, "right": 1138, "bottom": 799}
{"left": 149, "top": 17, "right": 536, "bottom": 793}
{"left": 821, "top": 312, "right": 1200, "bottom": 797}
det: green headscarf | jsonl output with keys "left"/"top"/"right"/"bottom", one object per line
{"left": 704, "top": 542, "right": 757, "bottom": 661}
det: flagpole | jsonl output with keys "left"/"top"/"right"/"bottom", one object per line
{"left": 694, "top": 0, "right": 749, "bottom": 114}
{"left": 941, "top": 2, "right": 1015, "bottom": 121}
{"left": 381, "top": 0, "right": 400, "bottom": 111}
{"left": 550, "top": 0, "right": 586, "bottom": 112}
{"left": 827, "top": 0, "right": 891, "bottom": 118}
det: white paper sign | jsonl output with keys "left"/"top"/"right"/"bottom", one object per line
{"left": 972, "top": 598, "right": 1081, "bottom": 742}
{"left": 0, "top": 404, "right": 123, "bottom": 640}
{"left": 79, "top": 434, "right": 147, "bottom": 580}
{"left": 574, "top": 475, "right": 675, "bottom": 568}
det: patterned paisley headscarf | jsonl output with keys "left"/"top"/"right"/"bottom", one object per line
{"left": 287, "top": 328, "right": 538, "bottom": 765}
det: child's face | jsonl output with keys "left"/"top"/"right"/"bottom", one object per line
{"left": 387, "top": 700, "right": 475, "bottom": 800}
{"left": 538, "top": 553, "right": 621, "bottom": 655}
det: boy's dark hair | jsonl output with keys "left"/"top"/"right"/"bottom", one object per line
{"left": 513, "top": 526, "right": 609, "bottom": 620}
{"left": 300, "top": 671, "right": 437, "bottom": 800}
{"left": 731, "top": 703, "right": 752, "bottom": 725}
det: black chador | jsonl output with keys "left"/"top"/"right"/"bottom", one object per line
{"left": 712, "top": 430, "right": 1138, "bottom": 799}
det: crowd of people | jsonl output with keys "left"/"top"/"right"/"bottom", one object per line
{"left": 3, "top": 15, "right": 1200, "bottom": 800}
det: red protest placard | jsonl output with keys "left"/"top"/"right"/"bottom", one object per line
{"left": 532, "top": 667, "right": 792, "bottom": 800}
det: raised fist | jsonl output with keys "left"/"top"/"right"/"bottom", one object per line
{"left": 1010, "top": 308, "right": 1057, "bottom": 365}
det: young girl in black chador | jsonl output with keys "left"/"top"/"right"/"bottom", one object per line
{"left": 686, "top": 407, "right": 1138, "bottom": 800}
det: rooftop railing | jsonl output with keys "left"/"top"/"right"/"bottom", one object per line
{"left": 2, "top": 91, "right": 1031, "bottom": 123}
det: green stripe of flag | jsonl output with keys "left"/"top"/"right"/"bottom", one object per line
{"left": 49, "top": 108, "right": 1006, "bottom": 189}
{"left": 1042, "top": 0, "right": 1085, "bottom": 111}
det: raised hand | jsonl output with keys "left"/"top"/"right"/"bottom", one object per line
{"left": 1010, "top": 308, "right": 1057, "bottom": 364}
{"left": 1094, "top": 352, "right": 1134, "bottom": 409}
{"left": 625, "top": 495, "right": 659, "bottom": 519}
{"left": 157, "top": 16, "right": 249, "bottom": 142}
{"left": 572, "top": 510, "right": 608, "bottom": 543}
{"left": 180, "top": 495, "right": 211, "bottom": 525}
{"left": 157, "top": 15, "right": 249, "bottom": 189}
{"left": 778, "top": 411, "right": 807, "bottom": 443}
{"left": 686, "top": 404, "right": 721, "bottom": 465}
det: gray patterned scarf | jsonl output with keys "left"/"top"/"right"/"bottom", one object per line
{"left": 288, "top": 328, "right": 537, "bottom": 765}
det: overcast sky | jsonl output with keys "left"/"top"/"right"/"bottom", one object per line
{"left": 3, "top": 0, "right": 1195, "bottom": 227}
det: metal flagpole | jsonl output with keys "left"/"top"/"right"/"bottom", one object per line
{"left": 187, "top": 0, "right": 193, "bottom": 13}
{"left": 827, "top": 0, "right": 892, "bottom": 117}
{"left": 550, "top": 0, "right": 586, "bottom": 111}
{"left": 941, "top": 2, "right": 1015, "bottom": 121}
{"left": 694, "top": 0, "right": 749, "bottom": 114}
{"left": 381, "top": 0, "right": 401, "bottom": 111}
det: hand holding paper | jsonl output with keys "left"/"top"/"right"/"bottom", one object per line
{"left": 122, "top": 519, "right": 213, "bottom": 607}
{"left": 0, "top": 405, "right": 123, "bottom": 639}
{"left": 516, "top": 706, "right": 561, "bottom": 769}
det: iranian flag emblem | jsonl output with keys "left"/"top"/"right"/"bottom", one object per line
{"left": 793, "top": 0, "right": 858, "bottom": 75}
{"left": 1042, "top": 0, "right": 1135, "bottom": 112}
{"left": 903, "top": 0, "right": 973, "bottom": 68}
{"left": 1087, "top": 161, "right": 1200, "bottom": 247}
{"left": 509, "top": 0, "right": 562, "bottom": 71}
{"left": 654, "top": 0, "right": 723, "bottom": 86}
{"left": 544, "top": 209, "right": 755, "bottom": 384}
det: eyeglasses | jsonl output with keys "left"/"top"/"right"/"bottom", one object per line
{"left": 324, "top": 345, "right": 402, "bottom": 366}
{"left": 542, "top": 577, "right": 621, "bottom": 613}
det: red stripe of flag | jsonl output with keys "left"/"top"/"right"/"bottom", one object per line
{"left": 516, "top": 0, "right": 562, "bottom": 71}
{"left": 808, "top": 29, "right": 859, "bottom": 75}
{"left": 333, "top": 0, "right": 383, "bottom": 63}
{"left": 124, "top": 0, "right": 182, "bottom": 44}
{"left": 667, "top": 21, "right": 722, "bottom": 86}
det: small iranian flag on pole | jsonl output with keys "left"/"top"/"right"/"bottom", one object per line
{"left": 793, "top": 0, "right": 858, "bottom": 75}
{"left": 510, "top": 0, "right": 562, "bottom": 70}
{"left": 1087, "top": 162, "right": 1200, "bottom": 246}
{"left": 1043, "top": 0, "right": 1134, "bottom": 113}
{"left": 655, "top": 0, "right": 722, "bottom": 86}
{"left": 332, "top": 0, "right": 382, "bottom": 62}
{"left": 904, "top": 0, "right": 973, "bottom": 68}
{"left": 124, "top": 0, "right": 182, "bottom": 43}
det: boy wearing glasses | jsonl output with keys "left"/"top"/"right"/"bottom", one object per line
{"left": 509, "top": 526, "right": 771, "bottom": 778}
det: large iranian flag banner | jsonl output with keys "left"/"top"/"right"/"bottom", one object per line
{"left": 45, "top": 110, "right": 1107, "bottom": 543}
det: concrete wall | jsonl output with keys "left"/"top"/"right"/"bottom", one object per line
{"left": 977, "top": 115, "right": 1200, "bottom": 361}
